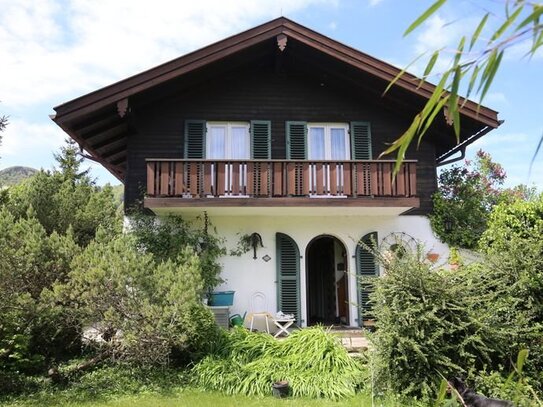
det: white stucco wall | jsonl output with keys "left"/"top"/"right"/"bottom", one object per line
{"left": 200, "top": 213, "right": 448, "bottom": 328}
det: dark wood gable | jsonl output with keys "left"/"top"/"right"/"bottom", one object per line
{"left": 51, "top": 16, "right": 500, "bottom": 205}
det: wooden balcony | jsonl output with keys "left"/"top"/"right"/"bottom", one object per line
{"left": 144, "top": 159, "right": 419, "bottom": 210}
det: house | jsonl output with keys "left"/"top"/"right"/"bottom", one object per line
{"left": 52, "top": 18, "right": 500, "bottom": 328}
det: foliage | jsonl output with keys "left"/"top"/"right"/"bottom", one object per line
{"left": 479, "top": 193, "right": 543, "bottom": 254}
{"left": 55, "top": 364, "right": 186, "bottom": 401}
{"left": 369, "top": 230, "right": 543, "bottom": 400}
{"left": 430, "top": 150, "right": 514, "bottom": 249}
{"left": 434, "top": 350, "right": 541, "bottom": 407}
{"left": 3, "top": 140, "right": 121, "bottom": 246}
{"left": 368, "top": 245, "right": 503, "bottom": 399}
{"left": 0, "top": 209, "right": 81, "bottom": 373}
{"left": 385, "top": 0, "right": 543, "bottom": 171}
{"left": 52, "top": 231, "right": 219, "bottom": 365}
{"left": 128, "top": 211, "right": 226, "bottom": 293}
{"left": 193, "top": 327, "right": 366, "bottom": 400}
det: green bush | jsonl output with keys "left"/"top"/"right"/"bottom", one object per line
{"left": 368, "top": 246, "right": 503, "bottom": 399}
{"left": 0, "top": 209, "right": 81, "bottom": 373}
{"left": 128, "top": 212, "right": 226, "bottom": 294}
{"left": 193, "top": 327, "right": 366, "bottom": 400}
{"left": 53, "top": 231, "right": 218, "bottom": 365}
{"left": 479, "top": 194, "right": 543, "bottom": 254}
{"left": 469, "top": 369, "right": 537, "bottom": 407}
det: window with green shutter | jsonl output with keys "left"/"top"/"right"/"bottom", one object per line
{"left": 184, "top": 120, "right": 206, "bottom": 158}
{"left": 286, "top": 121, "right": 307, "bottom": 159}
{"left": 350, "top": 121, "right": 372, "bottom": 160}
{"left": 250, "top": 120, "right": 271, "bottom": 159}
{"left": 276, "top": 232, "right": 301, "bottom": 323}
{"left": 355, "top": 231, "right": 379, "bottom": 325}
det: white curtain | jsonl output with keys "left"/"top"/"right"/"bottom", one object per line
{"left": 230, "top": 126, "right": 250, "bottom": 159}
{"left": 330, "top": 128, "right": 347, "bottom": 160}
{"left": 208, "top": 126, "right": 226, "bottom": 159}
{"left": 309, "top": 127, "right": 325, "bottom": 159}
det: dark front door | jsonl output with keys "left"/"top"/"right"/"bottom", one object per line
{"left": 307, "top": 236, "right": 337, "bottom": 325}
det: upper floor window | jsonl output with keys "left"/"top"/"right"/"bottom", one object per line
{"left": 307, "top": 123, "right": 350, "bottom": 160}
{"left": 287, "top": 121, "right": 370, "bottom": 161}
{"left": 206, "top": 122, "right": 250, "bottom": 159}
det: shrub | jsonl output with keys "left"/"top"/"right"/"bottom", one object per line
{"left": 53, "top": 230, "right": 218, "bottom": 366}
{"left": 368, "top": 246, "right": 503, "bottom": 399}
{"left": 193, "top": 327, "right": 366, "bottom": 400}
{"left": 0, "top": 209, "right": 81, "bottom": 373}
{"left": 479, "top": 194, "right": 543, "bottom": 254}
{"left": 127, "top": 211, "right": 226, "bottom": 294}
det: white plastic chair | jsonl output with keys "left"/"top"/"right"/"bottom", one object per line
{"left": 246, "top": 291, "right": 272, "bottom": 333}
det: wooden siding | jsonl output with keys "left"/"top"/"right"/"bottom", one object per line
{"left": 126, "top": 67, "right": 437, "bottom": 214}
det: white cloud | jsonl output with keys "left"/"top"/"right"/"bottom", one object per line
{"left": 1, "top": 119, "right": 64, "bottom": 163}
{"left": 410, "top": 14, "right": 479, "bottom": 78}
{"left": 0, "top": 0, "right": 335, "bottom": 109}
{"left": 0, "top": 0, "right": 334, "bottom": 182}
{"left": 368, "top": 0, "right": 384, "bottom": 6}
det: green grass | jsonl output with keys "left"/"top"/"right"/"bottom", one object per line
{"left": 1, "top": 389, "right": 410, "bottom": 407}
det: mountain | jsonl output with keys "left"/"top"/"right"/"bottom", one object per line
{"left": 0, "top": 166, "right": 38, "bottom": 187}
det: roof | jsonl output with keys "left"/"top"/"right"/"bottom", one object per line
{"left": 52, "top": 17, "right": 500, "bottom": 181}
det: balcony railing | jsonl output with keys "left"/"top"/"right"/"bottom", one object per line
{"left": 146, "top": 159, "right": 417, "bottom": 199}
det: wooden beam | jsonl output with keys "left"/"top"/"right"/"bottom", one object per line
{"left": 89, "top": 132, "right": 127, "bottom": 150}
{"left": 101, "top": 144, "right": 127, "bottom": 159}
{"left": 144, "top": 196, "right": 420, "bottom": 208}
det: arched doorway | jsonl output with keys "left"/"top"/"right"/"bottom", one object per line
{"left": 306, "top": 235, "right": 349, "bottom": 326}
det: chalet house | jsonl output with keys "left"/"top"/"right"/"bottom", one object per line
{"left": 52, "top": 18, "right": 500, "bottom": 328}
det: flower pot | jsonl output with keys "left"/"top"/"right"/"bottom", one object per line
{"left": 426, "top": 252, "right": 440, "bottom": 263}
{"left": 272, "top": 380, "right": 289, "bottom": 398}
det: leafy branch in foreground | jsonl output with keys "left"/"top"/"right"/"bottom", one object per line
{"left": 384, "top": 0, "right": 543, "bottom": 173}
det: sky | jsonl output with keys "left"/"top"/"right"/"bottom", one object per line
{"left": 1, "top": 0, "right": 542, "bottom": 189}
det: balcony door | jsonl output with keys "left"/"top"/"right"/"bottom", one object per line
{"left": 307, "top": 124, "right": 350, "bottom": 195}
{"left": 207, "top": 123, "right": 250, "bottom": 160}
{"left": 307, "top": 124, "right": 349, "bottom": 160}
{"left": 206, "top": 122, "right": 250, "bottom": 195}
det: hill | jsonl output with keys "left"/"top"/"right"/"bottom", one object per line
{"left": 0, "top": 166, "right": 38, "bottom": 186}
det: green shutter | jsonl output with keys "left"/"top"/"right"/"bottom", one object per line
{"left": 350, "top": 121, "right": 372, "bottom": 160}
{"left": 276, "top": 232, "right": 301, "bottom": 323}
{"left": 286, "top": 121, "right": 307, "bottom": 159}
{"left": 355, "top": 232, "right": 379, "bottom": 325}
{"left": 251, "top": 120, "right": 271, "bottom": 159}
{"left": 184, "top": 120, "right": 206, "bottom": 158}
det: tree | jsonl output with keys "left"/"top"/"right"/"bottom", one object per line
{"left": 385, "top": 0, "right": 543, "bottom": 171}
{"left": 53, "top": 138, "right": 90, "bottom": 183}
{"left": 0, "top": 109, "right": 7, "bottom": 162}
{"left": 53, "top": 230, "right": 218, "bottom": 366}
{"left": 479, "top": 192, "right": 543, "bottom": 253}
{"left": 430, "top": 150, "right": 508, "bottom": 248}
{"left": 0, "top": 208, "right": 80, "bottom": 373}
{"left": 4, "top": 139, "right": 121, "bottom": 246}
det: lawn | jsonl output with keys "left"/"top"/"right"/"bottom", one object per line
{"left": 1, "top": 389, "right": 406, "bottom": 407}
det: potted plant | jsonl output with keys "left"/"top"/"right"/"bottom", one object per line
{"left": 448, "top": 247, "right": 462, "bottom": 270}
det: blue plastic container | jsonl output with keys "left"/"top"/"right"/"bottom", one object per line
{"left": 209, "top": 291, "right": 235, "bottom": 306}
